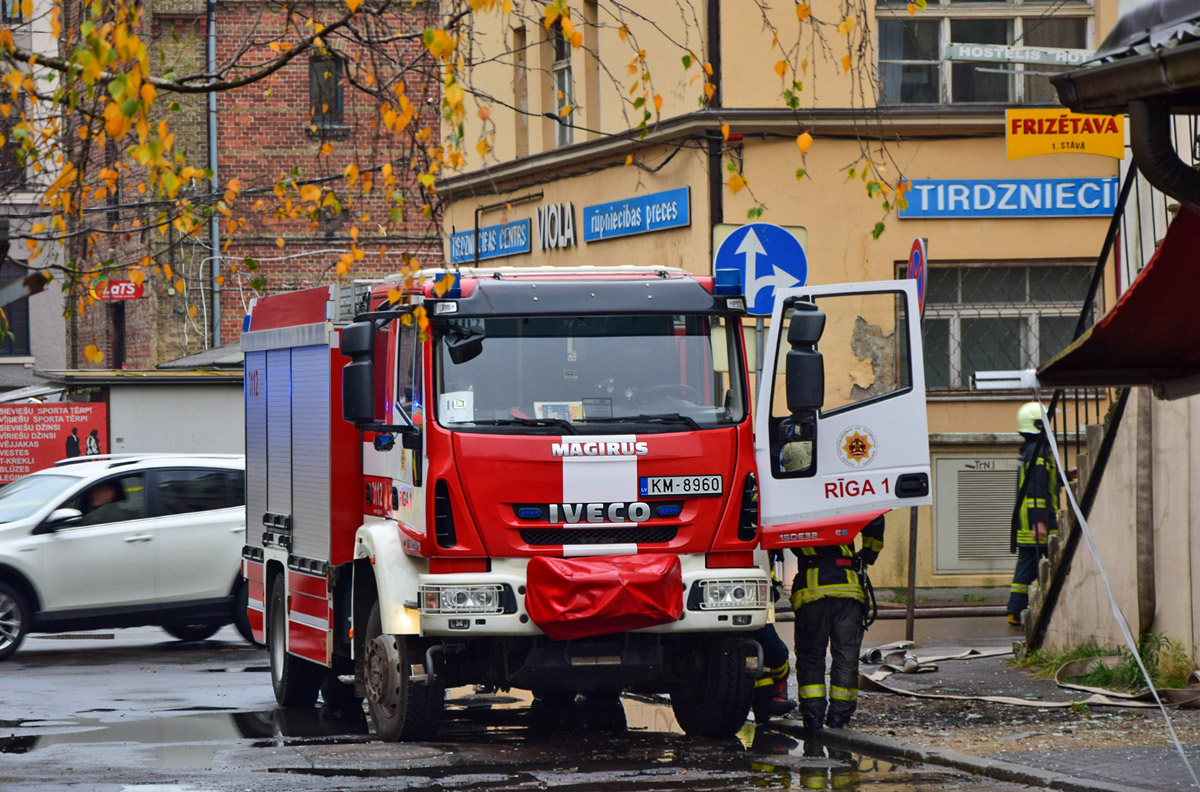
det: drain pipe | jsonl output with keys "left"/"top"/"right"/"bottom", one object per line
{"left": 1128, "top": 98, "right": 1200, "bottom": 216}
{"left": 1135, "top": 388, "right": 1155, "bottom": 637}
{"left": 206, "top": 0, "right": 222, "bottom": 347}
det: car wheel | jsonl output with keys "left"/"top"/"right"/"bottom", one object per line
{"left": 163, "top": 623, "right": 221, "bottom": 642}
{"left": 234, "top": 580, "right": 259, "bottom": 646}
{"left": 268, "top": 575, "right": 322, "bottom": 708}
{"left": 0, "top": 582, "right": 30, "bottom": 661}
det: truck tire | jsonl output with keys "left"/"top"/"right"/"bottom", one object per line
{"left": 363, "top": 601, "right": 443, "bottom": 741}
{"left": 163, "top": 623, "right": 221, "bottom": 642}
{"left": 670, "top": 638, "right": 753, "bottom": 739}
{"left": 0, "top": 582, "right": 30, "bottom": 661}
{"left": 268, "top": 575, "right": 322, "bottom": 708}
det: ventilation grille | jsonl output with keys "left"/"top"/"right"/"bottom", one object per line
{"left": 956, "top": 468, "right": 1019, "bottom": 560}
{"left": 519, "top": 527, "right": 678, "bottom": 546}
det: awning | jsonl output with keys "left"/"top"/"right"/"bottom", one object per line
{"left": 1038, "top": 207, "right": 1200, "bottom": 399}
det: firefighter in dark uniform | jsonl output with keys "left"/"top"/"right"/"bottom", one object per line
{"left": 790, "top": 515, "right": 884, "bottom": 731}
{"left": 751, "top": 552, "right": 797, "bottom": 721}
{"left": 1007, "top": 401, "right": 1060, "bottom": 626}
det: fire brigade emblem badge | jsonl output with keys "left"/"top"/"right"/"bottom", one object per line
{"left": 837, "top": 425, "right": 877, "bottom": 468}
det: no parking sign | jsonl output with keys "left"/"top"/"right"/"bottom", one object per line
{"left": 908, "top": 238, "right": 927, "bottom": 317}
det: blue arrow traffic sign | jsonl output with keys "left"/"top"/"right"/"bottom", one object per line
{"left": 713, "top": 223, "right": 807, "bottom": 316}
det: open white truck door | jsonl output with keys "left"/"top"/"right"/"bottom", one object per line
{"left": 754, "top": 280, "right": 931, "bottom": 549}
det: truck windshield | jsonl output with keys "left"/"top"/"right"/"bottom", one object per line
{"left": 435, "top": 314, "right": 746, "bottom": 433}
{"left": 0, "top": 474, "right": 80, "bottom": 523}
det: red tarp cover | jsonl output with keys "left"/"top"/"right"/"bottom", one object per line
{"left": 525, "top": 554, "right": 683, "bottom": 641}
{"left": 1039, "top": 207, "right": 1200, "bottom": 390}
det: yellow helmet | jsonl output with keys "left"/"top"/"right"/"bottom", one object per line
{"left": 1017, "top": 401, "right": 1044, "bottom": 434}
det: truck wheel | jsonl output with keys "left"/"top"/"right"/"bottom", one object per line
{"left": 363, "top": 601, "right": 443, "bottom": 741}
{"left": 670, "top": 638, "right": 753, "bottom": 739}
{"left": 0, "top": 582, "right": 30, "bottom": 661}
{"left": 268, "top": 575, "right": 322, "bottom": 708}
{"left": 163, "top": 623, "right": 221, "bottom": 642}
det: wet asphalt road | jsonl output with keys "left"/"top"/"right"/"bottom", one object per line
{"left": 1, "top": 626, "right": 1039, "bottom": 791}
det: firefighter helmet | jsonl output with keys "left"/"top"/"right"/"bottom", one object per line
{"left": 1017, "top": 401, "right": 1044, "bottom": 434}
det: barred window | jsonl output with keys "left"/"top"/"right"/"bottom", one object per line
{"left": 0, "top": 254, "right": 29, "bottom": 356}
{"left": 912, "top": 263, "right": 1092, "bottom": 390}
{"left": 550, "top": 21, "right": 573, "bottom": 147}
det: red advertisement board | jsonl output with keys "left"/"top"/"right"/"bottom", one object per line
{"left": 0, "top": 404, "right": 108, "bottom": 483}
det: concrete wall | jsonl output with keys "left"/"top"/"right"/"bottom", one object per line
{"left": 1043, "top": 388, "right": 1200, "bottom": 661}
{"left": 108, "top": 384, "right": 244, "bottom": 455}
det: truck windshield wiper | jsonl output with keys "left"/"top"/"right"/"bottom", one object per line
{"left": 580, "top": 413, "right": 702, "bottom": 430}
{"left": 466, "top": 418, "right": 579, "bottom": 434}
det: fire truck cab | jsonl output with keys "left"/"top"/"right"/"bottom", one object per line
{"left": 241, "top": 266, "right": 930, "bottom": 740}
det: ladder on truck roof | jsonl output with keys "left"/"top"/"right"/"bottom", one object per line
{"left": 377, "top": 265, "right": 690, "bottom": 285}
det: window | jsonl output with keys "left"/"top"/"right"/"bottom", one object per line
{"left": 878, "top": 3, "right": 1090, "bottom": 105}
{"left": 0, "top": 254, "right": 30, "bottom": 356}
{"left": 309, "top": 56, "right": 344, "bottom": 128}
{"left": 68, "top": 474, "right": 148, "bottom": 526}
{"left": 551, "top": 22, "right": 573, "bottom": 146}
{"left": 914, "top": 263, "right": 1092, "bottom": 390}
{"left": 396, "top": 318, "right": 422, "bottom": 425}
{"left": 154, "top": 468, "right": 244, "bottom": 515}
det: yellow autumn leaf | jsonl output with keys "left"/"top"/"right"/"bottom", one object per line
{"left": 188, "top": 305, "right": 198, "bottom": 319}
{"left": 344, "top": 162, "right": 359, "bottom": 186}
{"left": 275, "top": 237, "right": 285, "bottom": 248}
{"left": 842, "top": 54, "right": 852, "bottom": 72}
{"left": 624, "top": 154, "right": 633, "bottom": 166}
{"left": 907, "top": 3, "right": 916, "bottom": 15}
{"left": 175, "top": 279, "right": 185, "bottom": 292}
{"left": 653, "top": 94, "right": 663, "bottom": 113}
{"left": 704, "top": 83, "right": 716, "bottom": 101}
{"left": 300, "top": 184, "right": 321, "bottom": 203}
{"left": 502, "top": 0, "right": 512, "bottom": 13}
{"left": 84, "top": 343, "right": 104, "bottom": 364}
{"left": 703, "top": 62, "right": 713, "bottom": 77}
{"left": 721, "top": 123, "right": 729, "bottom": 140}
{"left": 796, "top": 132, "right": 813, "bottom": 154}
{"left": 320, "top": 142, "right": 334, "bottom": 156}
{"left": 728, "top": 173, "right": 747, "bottom": 195}
{"left": 477, "top": 106, "right": 491, "bottom": 121}
{"left": 215, "top": 275, "right": 225, "bottom": 286}
{"left": 129, "top": 269, "right": 145, "bottom": 286}
{"left": 476, "top": 138, "right": 491, "bottom": 157}
{"left": 164, "top": 263, "right": 174, "bottom": 280}
{"left": 774, "top": 60, "right": 786, "bottom": 79}
{"left": 796, "top": 3, "right": 810, "bottom": 21}
{"left": 618, "top": 24, "right": 628, "bottom": 41}
{"left": 345, "top": 0, "right": 362, "bottom": 12}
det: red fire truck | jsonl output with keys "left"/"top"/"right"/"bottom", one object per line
{"left": 241, "top": 265, "right": 930, "bottom": 740}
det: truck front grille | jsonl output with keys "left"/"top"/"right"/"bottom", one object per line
{"left": 519, "top": 527, "right": 678, "bottom": 546}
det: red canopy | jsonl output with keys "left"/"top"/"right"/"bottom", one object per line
{"left": 1038, "top": 207, "right": 1200, "bottom": 398}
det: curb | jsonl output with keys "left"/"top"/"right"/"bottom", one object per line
{"left": 771, "top": 721, "right": 1145, "bottom": 792}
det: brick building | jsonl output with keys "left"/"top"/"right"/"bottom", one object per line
{"left": 69, "top": 0, "right": 443, "bottom": 368}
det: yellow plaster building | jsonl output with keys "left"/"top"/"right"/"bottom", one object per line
{"left": 438, "top": 0, "right": 1119, "bottom": 591}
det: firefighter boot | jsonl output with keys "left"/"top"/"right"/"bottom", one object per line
{"left": 752, "top": 677, "right": 797, "bottom": 721}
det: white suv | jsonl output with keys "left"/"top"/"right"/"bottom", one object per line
{"left": 0, "top": 454, "right": 250, "bottom": 659}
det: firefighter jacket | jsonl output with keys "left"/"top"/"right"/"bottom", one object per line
{"left": 789, "top": 517, "right": 885, "bottom": 609}
{"left": 1016, "top": 432, "right": 1059, "bottom": 546}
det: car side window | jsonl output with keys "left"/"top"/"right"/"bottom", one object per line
{"left": 227, "top": 470, "right": 246, "bottom": 507}
{"left": 66, "top": 475, "right": 148, "bottom": 526}
{"left": 155, "top": 468, "right": 242, "bottom": 515}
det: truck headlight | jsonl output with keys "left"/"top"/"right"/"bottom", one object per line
{"left": 695, "top": 579, "right": 768, "bottom": 610}
{"left": 420, "top": 584, "right": 505, "bottom": 614}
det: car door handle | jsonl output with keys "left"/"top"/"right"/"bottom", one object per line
{"left": 230, "top": 526, "right": 244, "bottom": 534}
{"left": 123, "top": 534, "right": 154, "bottom": 544}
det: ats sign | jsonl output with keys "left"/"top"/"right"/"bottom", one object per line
{"left": 91, "top": 279, "right": 144, "bottom": 300}
{"left": 1007, "top": 109, "right": 1124, "bottom": 160}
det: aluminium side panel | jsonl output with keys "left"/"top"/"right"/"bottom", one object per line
{"left": 266, "top": 348, "right": 293, "bottom": 520}
{"left": 290, "top": 344, "right": 332, "bottom": 560}
{"left": 245, "top": 350, "right": 268, "bottom": 542}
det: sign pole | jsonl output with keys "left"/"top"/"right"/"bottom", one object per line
{"left": 904, "top": 237, "right": 928, "bottom": 643}
{"left": 755, "top": 318, "right": 765, "bottom": 385}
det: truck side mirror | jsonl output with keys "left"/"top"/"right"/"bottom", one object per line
{"left": 340, "top": 322, "right": 376, "bottom": 425}
{"left": 784, "top": 302, "right": 825, "bottom": 414}
{"left": 445, "top": 326, "right": 484, "bottom": 365}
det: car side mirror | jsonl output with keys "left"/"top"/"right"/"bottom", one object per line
{"left": 43, "top": 507, "right": 82, "bottom": 531}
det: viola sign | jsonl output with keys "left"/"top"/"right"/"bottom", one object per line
{"left": 91, "top": 280, "right": 144, "bottom": 300}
